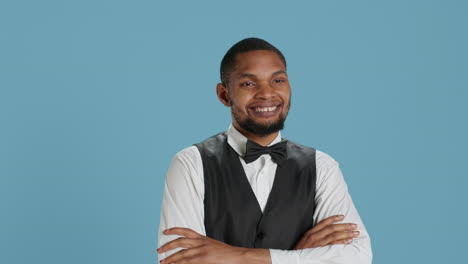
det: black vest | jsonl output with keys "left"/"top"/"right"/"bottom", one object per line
{"left": 195, "top": 132, "right": 317, "bottom": 250}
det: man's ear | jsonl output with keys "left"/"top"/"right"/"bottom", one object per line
{"left": 216, "top": 83, "right": 231, "bottom": 107}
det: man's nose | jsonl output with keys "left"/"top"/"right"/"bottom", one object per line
{"left": 255, "top": 82, "right": 276, "bottom": 99}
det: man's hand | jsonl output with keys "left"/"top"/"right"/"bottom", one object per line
{"left": 294, "top": 215, "right": 360, "bottom": 249}
{"left": 158, "top": 227, "right": 270, "bottom": 264}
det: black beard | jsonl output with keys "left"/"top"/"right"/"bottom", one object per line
{"left": 229, "top": 95, "right": 291, "bottom": 137}
{"left": 239, "top": 115, "right": 286, "bottom": 137}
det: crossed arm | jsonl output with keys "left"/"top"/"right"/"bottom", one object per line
{"left": 157, "top": 147, "right": 372, "bottom": 264}
{"left": 158, "top": 215, "right": 360, "bottom": 263}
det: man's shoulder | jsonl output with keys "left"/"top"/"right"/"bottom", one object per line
{"left": 315, "top": 149, "right": 340, "bottom": 169}
{"left": 172, "top": 145, "right": 201, "bottom": 166}
{"left": 173, "top": 132, "right": 228, "bottom": 162}
{"left": 194, "top": 132, "right": 227, "bottom": 145}
{"left": 193, "top": 132, "right": 229, "bottom": 158}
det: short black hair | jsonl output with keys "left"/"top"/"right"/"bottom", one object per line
{"left": 220, "top": 38, "right": 287, "bottom": 86}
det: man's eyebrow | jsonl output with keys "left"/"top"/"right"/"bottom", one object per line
{"left": 239, "top": 73, "right": 256, "bottom": 78}
{"left": 239, "top": 70, "right": 287, "bottom": 79}
{"left": 272, "top": 70, "right": 287, "bottom": 76}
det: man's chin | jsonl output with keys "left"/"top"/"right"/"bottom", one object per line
{"left": 249, "top": 115, "right": 283, "bottom": 125}
{"left": 239, "top": 117, "right": 286, "bottom": 137}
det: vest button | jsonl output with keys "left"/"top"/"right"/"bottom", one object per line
{"left": 257, "top": 232, "right": 265, "bottom": 239}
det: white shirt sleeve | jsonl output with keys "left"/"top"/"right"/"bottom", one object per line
{"left": 269, "top": 151, "right": 373, "bottom": 264}
{"left": 158, "top": 146, "right": 206, "bottom": 261}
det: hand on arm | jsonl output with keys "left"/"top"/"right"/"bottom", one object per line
{"left": 158, "top": 228, "right": 271, "bottom": 264}
{"left": 294, "top": 215, "right": 360, "bottom": 249}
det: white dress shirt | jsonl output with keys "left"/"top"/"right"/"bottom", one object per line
{"left": 158, "top": 124, "right": 373, "bottom": 264}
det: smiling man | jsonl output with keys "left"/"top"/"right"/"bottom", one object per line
{"left": 157, "top": 38, "right": 372, "bottom": 264}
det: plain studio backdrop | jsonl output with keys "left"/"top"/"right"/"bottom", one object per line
{"left": 1, "top": 1, "right": 467, "bottom": 263}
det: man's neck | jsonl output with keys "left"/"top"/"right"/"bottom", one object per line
{"left": 232, "top": 123, "right": 279, "bottom": 147}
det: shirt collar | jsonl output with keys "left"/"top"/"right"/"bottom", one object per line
{"left": 226, "top": 123, "right": 282, "bottom": 157}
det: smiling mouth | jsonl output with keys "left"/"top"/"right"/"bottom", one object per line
{"left": 254, "top": 105, "right": 278, "bottom": 112}
{"left": 248, "top": 103, "right": 282, "bottom": 116}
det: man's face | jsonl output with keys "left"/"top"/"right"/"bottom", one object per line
{"left": 220, "top": 50, "right": 291, "bottom": 137}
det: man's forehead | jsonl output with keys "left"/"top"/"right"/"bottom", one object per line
{"left": 233, "top": 51, "right": 286, "bottom": 73}
{"left": 237, "top": 70, "right": 288, "bottom": 79}
{"left": 235, "top": 50, "right": 285, "bottom": 64}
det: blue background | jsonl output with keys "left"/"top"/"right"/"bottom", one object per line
{"left": 1, "top": 0, "right": 467, "bottom": 263}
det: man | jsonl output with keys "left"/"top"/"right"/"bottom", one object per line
{"left": 157, "top": 38, "right": 372, "bottom": 263}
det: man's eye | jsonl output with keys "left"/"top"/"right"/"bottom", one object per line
{"left": 273, "top": 79, "right": 285, "bottom": 83}
{"left": 241, "top": 82, "right": 255, "bottom": 86}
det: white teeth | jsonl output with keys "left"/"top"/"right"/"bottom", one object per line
{"left": 255, "top": 106, "right": 277, "bottom": 112}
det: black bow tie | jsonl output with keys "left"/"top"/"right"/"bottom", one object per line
{"left": 244, "top": 139, "right": 288, "bottom": 165}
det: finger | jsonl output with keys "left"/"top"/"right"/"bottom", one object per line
{"left": 162, "top": 247, "right": 202, "bottom": 264}
{"left": 330, "top": 238, "right": 354, "bottom": 245}
{"left": 158, "top": 237, "right": 203, "bottom": 253}
{"left": 319, "top": 230, "right": 360, "bottom": 246}
{"left": 311, "top": 223, "right": 357, "bottom": 239}
{"left": 163, "top": 227, "right": 203, "bottom": 238}
{"left": 309, "top": 215, "right": 344, "bottom": 233}
{"left": 295, "top": 230, "right": 355, "bottom": 250}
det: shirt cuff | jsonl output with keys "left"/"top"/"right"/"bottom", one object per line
{"left": 270, "top": 249, "right": 302, "bottom": 264}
